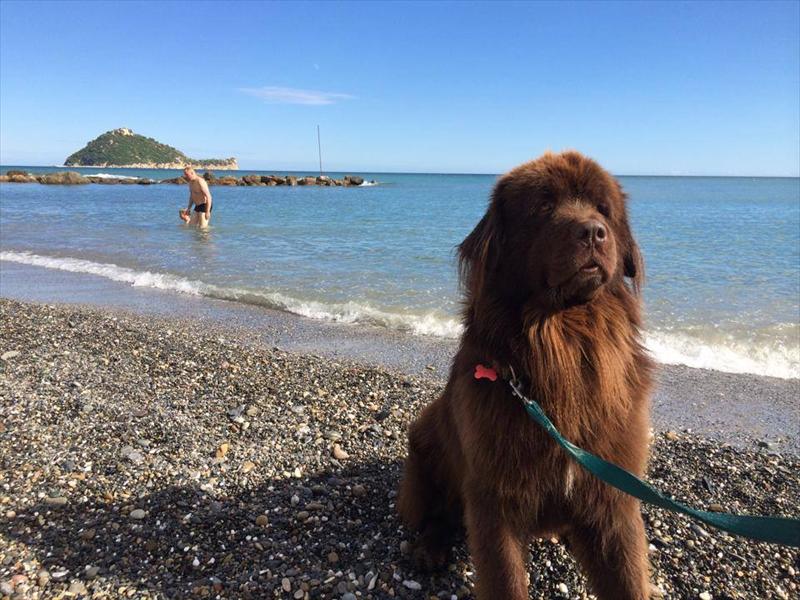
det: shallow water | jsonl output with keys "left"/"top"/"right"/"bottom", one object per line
{"left": 1, "top": 167, "right": 798, "bottom": 378}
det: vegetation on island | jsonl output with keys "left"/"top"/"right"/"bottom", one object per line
{"left": 64, "top": 128, "right": 237, "bottom": 169}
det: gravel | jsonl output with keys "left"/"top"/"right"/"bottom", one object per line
{"left": 0, "top": 299, "right": 797, "bottom": 599}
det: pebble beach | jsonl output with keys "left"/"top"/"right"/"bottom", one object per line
{"left": 0, "top": 299, "right": 798, "bottom": 599}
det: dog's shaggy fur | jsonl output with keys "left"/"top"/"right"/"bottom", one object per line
{"left": 398, "top": 151, "right": 654, "bottom": 599}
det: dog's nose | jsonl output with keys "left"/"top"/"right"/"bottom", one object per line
{"left": 578, "top": 220, "right": 607, "bottom": 245}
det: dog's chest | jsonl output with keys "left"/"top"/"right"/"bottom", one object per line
{"left": 477, "top": 403, "right": 580, "bottom": 501}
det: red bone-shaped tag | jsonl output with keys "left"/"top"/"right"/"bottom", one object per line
{"left": 474, "top": 364, "right": 498, "bottom": 382}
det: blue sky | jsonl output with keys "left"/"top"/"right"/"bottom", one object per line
{"left": 1, "top": 1, "right": 798, "bottom": 175}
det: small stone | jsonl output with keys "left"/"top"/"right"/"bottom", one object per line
{"left": 708, "top": 503, "right": 724, "bottom": 512}
{"left": 68, "top": 580, "right": 88, "bottom": 595}
{"left": 324, "top": 430, "right": 343, "bottom": 442}
{"left": 80, "top": 528, "right": 96, "bottom": 540}
{"left": 342, "top": 594, "right": 356, "bottom": 600}
{"left": 126, "top": 450, "right": 145, "bottom": 464}
{"left": 332, "top": 444, "right": 349, "bottom": 460}
{"left": 51, "top": 570, "right": 68, "bottom": 582}
{"left": 665, "top": 431, "right": 679, "bottom": 441}
{"left": 400, "top": 540, "right": 411, "bottom": 555}
{"left": 129, "top": 508, "right": 146, "bottom": 520}
{"left": 282, "top": 577, "right": 291, "bottom": 592}
{"left": 296, "top": 511, "right": 309, "bottom": 520}
{"left": 557, "top": 582, "right": 568, "bottom": 595}
{"left": 1, "top": 350, "right": 20, "bottom": 361}
{"left": 352, "top": 484, "right": 366, "bottom": 497}
{"left": 241, "top": 461, "right": 256, "bottom": 473}
{"left": 45, "top": 496, "right": 68, "bottom": 507}
{"left": 85, "top": 565, "right": 99, "bottom": 578}
{"left": 650, "top": 583, "right": 665, "bottom": 598}
{"left": 294, "top": 590, "right": 304, "bottom": 599}
{"left": 403, "top": 580, "right": 422, "bottom": 590}
{"left": 37, "top": 570, "right": 50, "bottom": 587}
{"left": 215, "top": 442, "right": 230, "bottom": 459}
{"left": 291, "top": 494, "right": 300, "bottom": 506}
{"left": 699, "top": 593, "right": 712, "bottom": 600}
{"left": 255, "top": 514, "right": 269, "bottom": 526}
{"left": 0, "top": 582, "right": 14, "bottom": 596}
{"left": 327, "top": 551, "right": 339, "bottom": 564}
{"left": 227, "top": 405, "right": 246, "bottom": 419}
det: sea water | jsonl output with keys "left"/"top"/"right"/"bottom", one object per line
{"left": 1, "top": 167, "right": 797, "bottom": 379}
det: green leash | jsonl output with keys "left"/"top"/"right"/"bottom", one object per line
{"left": 506, "top": 375, "right": 800, "bottom": 547}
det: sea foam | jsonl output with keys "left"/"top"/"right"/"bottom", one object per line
{"left": 1, "top": 250, "right": 797, "bottom": 379}
{"left": 85, "top": 173, "right": 140, "bottom": 180}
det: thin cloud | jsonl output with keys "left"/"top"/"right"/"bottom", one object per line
{"left": 239, "top": 86, "right": 355, "bottom": 106}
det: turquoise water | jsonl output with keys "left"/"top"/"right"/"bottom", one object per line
{"left": 1, "top": 167, "right": 798, "bottom": 378}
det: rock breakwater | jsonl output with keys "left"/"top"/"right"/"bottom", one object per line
{"left": 0, "top": 170, "right": 373, "bottom": 187}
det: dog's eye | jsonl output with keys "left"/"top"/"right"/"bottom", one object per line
{"left": 538, "top": 202, "right": 554, "bottom": 214}
{"left": 597, "top": 203, "right": 611, "bottom": 218}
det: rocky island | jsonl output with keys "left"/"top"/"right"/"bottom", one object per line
{"left": 63, "top": 128, "right": 238, "bottom": 170}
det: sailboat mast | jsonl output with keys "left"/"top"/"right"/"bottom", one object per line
{"left": 317, "top": 125, "right": 323, "bottom": 176}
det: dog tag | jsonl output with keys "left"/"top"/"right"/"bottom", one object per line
{"left": 474, "top": 364, "right": 498, "bottom": 381}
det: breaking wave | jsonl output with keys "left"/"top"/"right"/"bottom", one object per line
{"left": 84, "top": 173, "right": 140, "bottom": 180}
{"left": 1, "top": 250, "right": 797, "bottom": 379}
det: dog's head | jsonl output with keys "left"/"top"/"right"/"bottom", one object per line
{"left": 459, "top": 151, "right": 643, "bottom": 309}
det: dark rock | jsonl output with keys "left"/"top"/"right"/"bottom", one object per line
{"left": 344, "top": 175, "right": 364, "bottom": 186}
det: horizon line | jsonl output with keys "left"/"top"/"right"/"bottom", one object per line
{"left": 1, "top": 163, "right": 799, "bottom": 179}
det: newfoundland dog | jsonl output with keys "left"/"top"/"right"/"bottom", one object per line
{"left": 398, "top": 151, "right": 654, "bottom": 600}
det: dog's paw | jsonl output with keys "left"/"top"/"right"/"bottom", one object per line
{"left": 411, "top": 540, "right": 451, "bottom": 572}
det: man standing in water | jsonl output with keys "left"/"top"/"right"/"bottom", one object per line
{"left": 179, "top": 166, "right": 213, "bottom": 227}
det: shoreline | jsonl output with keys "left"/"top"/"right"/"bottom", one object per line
{"left": 1, "top": 260, "right": 798, "bottom": 456}
{"left": 0, "top": 298, "right": 797, "bottom": 599}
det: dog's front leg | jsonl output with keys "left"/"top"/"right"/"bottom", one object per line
{"left": 567, "top": 494, "right": 650, "bottom": 600}
{"left": 464, "top": 487, "right": 529, "bottom": 599}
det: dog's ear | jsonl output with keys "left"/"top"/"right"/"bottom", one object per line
{"left": 616, "top": 191, "right": 644, "bottom": 294}
{"left": 458, "top": 185, "right": 504, "bottom": 299}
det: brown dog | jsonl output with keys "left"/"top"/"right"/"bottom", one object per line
{"left": 398, "top": 151, "right": 654, "bottom": 599}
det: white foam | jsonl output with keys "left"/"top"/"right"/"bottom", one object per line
{"left": 0, "top": 251, "right": 206, "bottom": 295}
{"left": 644, "top": 331, "right": 799, "bottom": 380}
{"left": 358, "top": 180, "right": 378, "bottom": 187}
{"left": 0, "top": 251, "right": 461, "bottom": 339}
{"left": 267, "top": 293, "right": 462, "bottom": 338}
{"left": 86, "top": 173, "right": 140, "bottom": 180}
{"left": 2, "top": 250, "right": 797, "bottom": 378}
